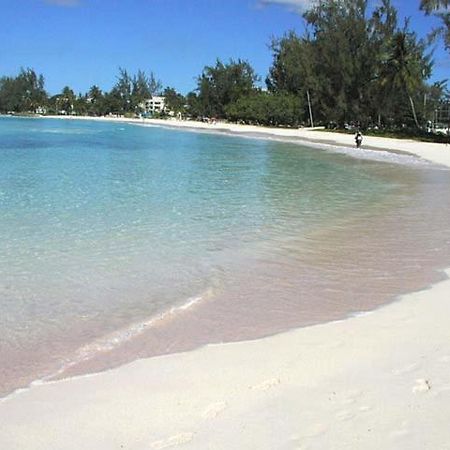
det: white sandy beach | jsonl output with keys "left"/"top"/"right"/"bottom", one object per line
{"left": 1, "top": 117, "right": 450, "bottom": 449}
{"left": 146, "top": 118, "right": 450, "bottom": 167}
{"left": 46, "top": 115, "right": 450, "bottom": 167}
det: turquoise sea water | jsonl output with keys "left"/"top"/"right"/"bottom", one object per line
{"left": 1, "top": 117, "right": 450, "bottom": 396}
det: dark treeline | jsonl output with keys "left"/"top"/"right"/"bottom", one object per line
{"left": 1, "top": 0, "right": 449, "bottom": 133}
{"left": 0, "top": 67, "right": 163, "bottom": 117}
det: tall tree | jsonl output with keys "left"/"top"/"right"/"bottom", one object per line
{"left": 225, "top": 91, "right": 303, "bottom": 126}
{"left": 420, "top": 0, "right": 450, "bottom": 50}
{"left": 109, "top": 68, "right": 133, "bottom": 114}
{"left": 304, "top": 0, "right": 378, "bottom": 126}
{"left": 379, "top": 20, "right": 432, "bottom": 128}
{"left": 266, "top": 0, "right": 433, "bottom": 128}
{"left": 108, "top": 68, "right": 162, "bottom": 115}
{"left": 163, "top": 87, "right": 186, "bottom": 116}
{"left": 185, "top": 92, "right": 201, "bottom": 118}
{"left": 58, "top": 86, "right": 76, "bottom": 114}
{"left": 367, "top": 0, "right": 399, "bottom": 126}
{"left": 196, "top": 59, "right": 258, "bottom": 118}
{"left": 86, "top": 85, "right": 104, "bottom": 115}
{"left": 267, "top": 31, "right": 318, "bottom": 125}
{"left": 0, "top": 68, "right": 47, "bottom": 113}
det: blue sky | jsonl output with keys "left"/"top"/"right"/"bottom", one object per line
{"left": 1, "top": 0, "right": 448, "bottom": 95}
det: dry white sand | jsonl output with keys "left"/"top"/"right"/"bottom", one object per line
{"left": 1, "top": 116, "right": 449, "bottom": 449}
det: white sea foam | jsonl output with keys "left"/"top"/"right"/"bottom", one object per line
{"left": 0, "top": 289, "right": 215, "bottom": 401}
{"left": 48, "top": 288, "right": 215, "bottom": 379}
{"left": 255, "top": 134, "right": 439, "bottom": 168}
{"left": 141, "top": 122, "right": 441, "bottom": 168}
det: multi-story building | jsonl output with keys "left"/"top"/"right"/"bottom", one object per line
{"left": 141, "top": 96, "right": 166, "bottom": 115}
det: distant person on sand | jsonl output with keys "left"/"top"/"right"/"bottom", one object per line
{"left": 355, "top": 131, "right": 363, "bottom": 148}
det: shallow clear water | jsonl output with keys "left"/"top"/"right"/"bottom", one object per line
{"left": 1, "top": 117, "right": 450, "bottom": 396}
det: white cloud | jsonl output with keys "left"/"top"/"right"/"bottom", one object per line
{"left": 44, "top": 0, "right": 81, "bottom": 6}
{"left": 259, "top": 0, "right": 316, "bottom": 12}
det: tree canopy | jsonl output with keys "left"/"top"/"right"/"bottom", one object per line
{"left": 195, "top": 59, "right": 258, "bottom": 119}
{"left": 0, "top": 68, "right": 47, "bottom": 113}
{"left": 263, "top": 0, "right": 437, "bottom": 129}
{"left": 420, "top": 0, "right": 450, "bottom": 50}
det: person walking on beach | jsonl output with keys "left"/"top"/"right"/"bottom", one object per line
{"left": 355, "top": 131, "right": 363, "bottom": 148}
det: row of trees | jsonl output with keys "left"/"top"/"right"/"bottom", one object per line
{"left": 189, "top": 0, "right": 448, "bottom": 129}
{"left": 0, "top": 68, "right": 163, "bottom": 117}
{"left": 1, "top": 0, "right": 449, "bottom": 131}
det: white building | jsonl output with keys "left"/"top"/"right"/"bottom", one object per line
{"left": 141, "top": 96, "right": 166, "bottom": 115}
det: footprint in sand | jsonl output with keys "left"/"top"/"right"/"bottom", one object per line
{"left": 340, "top": 389, "right": 363, "bottom": 405}
{"left": 335, "top": 410, "right": 355, "bottom": 422}
{"left": 390, "top": 428, "right": 411, "bottom": 439}
{"left": 150, "top": 432, "right": 194, "bottom": 449}
{"left": 392, "top": 363, "right": 419, "bottom": 375}
{"left": 298, "top": 423, "right": 328, "bottom": 438}
{"left": 412, "top": 378, "right": 431, "bottom": 393}
{"left": 202, "top": 401, "right": 228, "bottom": 419}
{"left": 250, "top": 377, "right": 281, "bottom": 391}
{"left": 358, "top": 405, "right": 372, "bottom": 412}
{"left": 390, "top": 421, "right": 410, "bottom": 439}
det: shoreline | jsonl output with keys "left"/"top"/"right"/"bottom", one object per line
{"left": 1, "top": 115, "right": 450, "bottom": 448}
{"left": 33, "top": 114, "right": 450, "bottom": 167}
{"left": 1, "top": 269, "right": 450, "bottom": 448}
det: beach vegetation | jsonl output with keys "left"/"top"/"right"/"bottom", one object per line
{"left": 420, "top": 0, "right": 450, "bottom": 50}
{"left": 264, "top": 0, "right": 436, "bottom": 131}
{"left": 193, "top": 59, "right": 259, "bottom": 119}
{"left": 0, "top": 68, "right": 47, "bottom": 114}
{"left": 225, "top": 91, "right": 303, "bottom": 127}
{"left": 163, "top": 87, "right": 186, "bottom": 116}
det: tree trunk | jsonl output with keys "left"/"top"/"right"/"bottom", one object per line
{"left": 408, "top": 94, "right": 420, "bottom": 129}
{"left": 306, "top": 89, "right": 314, "bottom": 128}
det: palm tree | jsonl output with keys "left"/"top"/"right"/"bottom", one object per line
{"left": 380, "top": 25, "right": 431, "bottom": 128}
{"left": 420, "top": 0, "right": 450, "bottom": 51}
{"left": 420, "top": 0, "right": 449, "bottom": 13}
{"left": 59, "top": 86, "right": 76, "bottom": 114}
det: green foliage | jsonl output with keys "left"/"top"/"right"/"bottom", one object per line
{"left": 163, "top": 87, "right": 186, "bottom": 115}
{"left": 420, "top": 0, "right": 450, "bottom": 51}
{"left": 107, "top": 68, "right": 162, "bottom": 115}
{"left": 185, "top": 92, "right": 202, "bottom": 118}
{"left": 378, "top": 21, "right": 432, "bottom": 127}
{"left": 132, "top": 70, "right": 162, "bottom": 113}
{"left": 109, "top": 68, "right": 133, "bottom": 114}
{"left": 225, "top": 91, "right": 303, "bottom": 126}
{"left": 86, "top": 85, "right": 105, "bottom": 116}
{"left": 263, "top": 0, "right": 436, "bottom": 129}
{"left": 195, "top": 59, "right": 258, "bottom": 118}
{"left": 0, "top": 68, "right": 47, "bottom": 113}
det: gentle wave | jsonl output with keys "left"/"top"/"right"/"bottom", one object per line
{"left": 47, "top": 287, "right": 216, "bottom": 380}
{"left": 135, "top": 122, "right": 439, "bottom": 168}
{"left": 254, "top": 135, "right": 439, "bottom": 168}
{"left": 0, "top": 287, "right": 216, "bottom": 402}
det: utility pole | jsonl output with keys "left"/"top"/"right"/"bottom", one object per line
{"left": 306, "top": 89, "right": 314, "bottom": 128}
